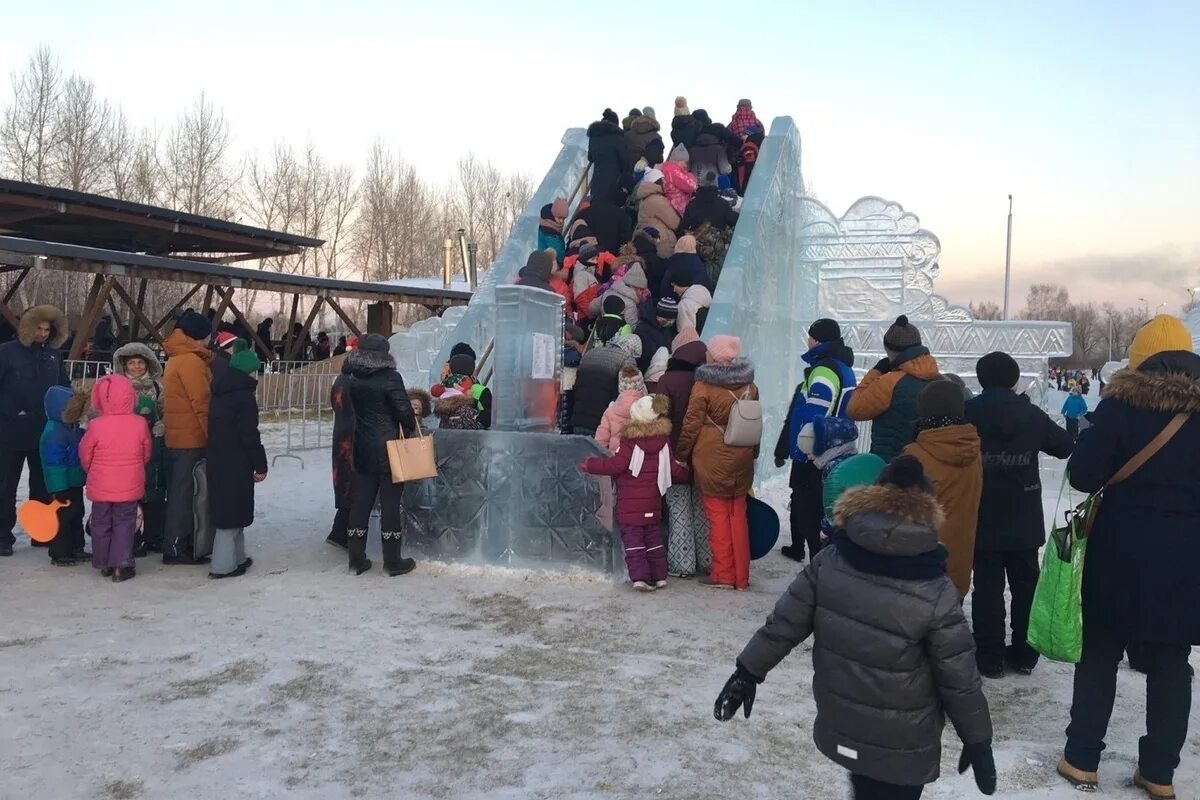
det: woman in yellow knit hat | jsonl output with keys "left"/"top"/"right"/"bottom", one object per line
{"left": 1057, "top": 314, "right": 1199, "bottom": 798}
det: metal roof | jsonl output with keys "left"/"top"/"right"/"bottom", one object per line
{"left": 0, "top": 236, "right": 472, "bottom": 305}
{"left": 0, "top": 178, "right": 323, "bottom": 257}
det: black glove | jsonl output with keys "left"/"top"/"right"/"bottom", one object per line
{"left": 872, "top": 357, "right": 892, "bottom": 374}
{"left": 714, "top": 662, "right": 761, "bottom": 721}
{"left": 958, "top": 740, "right": 996, "bottom": 795}
{"left": 774, "top": 456, "right": 786, "bottom": 469}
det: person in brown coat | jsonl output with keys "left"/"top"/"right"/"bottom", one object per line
{"left": 634, "top": 170, "right": 680, "bottom": 259}
{"left": 677, "top": 335, "right": 759, "bottom": 590}
{"left": 161, "top": 310, "right": 214, "bottom": 564}
{"left": 903, "top": 379, "right": 983, "bottom": 598}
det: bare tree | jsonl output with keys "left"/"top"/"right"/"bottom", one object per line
{"left": 52, "top": 74, "right": 111, "bottom": 192}
{"left": 1065, "top": 301, "right": 1102, "bottom": 365}
{"left": 969, "top": 300, "right": 1003, "bottom": 320}
{"left": 0, "top": 46, "right": 61, "bottom": 182}
{"left": 1021, "top": 284, "right": 1071, "bottom": 321}
{"left": 160, "top": 93, "right": 237, "bottom": 217}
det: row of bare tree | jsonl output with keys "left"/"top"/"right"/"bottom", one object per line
{"left": 970, "top": 287, "right": 1158, "bottom": 367}
{"left": 0, "top": 47, "right": 533, "bottom": 332}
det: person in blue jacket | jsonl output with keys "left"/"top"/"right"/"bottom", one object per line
{"left": 773, "top": 318, "right": 857, "bottom": 563}
{"left": 39, "top": 385, "right": 89, "bottom": 565}
{"left": 1061, "top": 386, "right": 1088, "bottom": 441}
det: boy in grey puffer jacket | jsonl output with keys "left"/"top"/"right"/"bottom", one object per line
{"left": 715, "top": 456, "right": 996, "bottom": 799}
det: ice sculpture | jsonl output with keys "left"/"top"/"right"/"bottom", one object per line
{"left": 491, "top": 285, "right": 564, "bottom": 432}
{"left": 399, "top": 430, "right": 620, "bottom": 573}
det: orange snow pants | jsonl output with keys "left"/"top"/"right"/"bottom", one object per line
{"left": 702, "top": 494, "right": 750, "bottom": 589}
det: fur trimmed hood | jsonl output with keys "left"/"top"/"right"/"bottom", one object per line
{"left": 408, "top": 388, "right": 433, "bottom": 418}
{"left": 433, "top": 392, "right": 475, "bottom": 417}
{"left": 347, "top": 347, "right": 395, "bottom": 375}
{"left": 833, "top": 484, "right": 945, "bottom": 557}
{"left": 18, "top": 304, "right": 67, "bottom": 348}
{"left": 112, "top": 342, "right": 163, "bottom": 379}
{"left": 620, "top": 417, "right": 672, "bottom": 440}
{"left": 1102, "top": 354, "right": 1200, "bottom": 414}
{"left": 694, "top": 357, "right": 754, "bottom": 388}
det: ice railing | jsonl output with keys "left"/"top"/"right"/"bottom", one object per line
{"left": 403, "top": 128, "right": 591, "bottom": 380}
{"left": 703, "top": 117, "right": 811, "bottom": 483}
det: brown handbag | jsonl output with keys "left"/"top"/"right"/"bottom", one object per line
{"left": 386, "top": 424, "right": 438, "bottom": 484}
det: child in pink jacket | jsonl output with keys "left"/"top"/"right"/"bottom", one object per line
{"left": 662, "top": 145, "right": 698, "bottom": 216}
{"left": 80, "top": 374, "right": 152, "bottom": 583}
{"left": 595, "top": 366, "right": 647, "bottom": 453}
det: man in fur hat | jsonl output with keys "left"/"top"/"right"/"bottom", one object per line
{"left": 0, "top": 305, "right": 69, "bottom": 556}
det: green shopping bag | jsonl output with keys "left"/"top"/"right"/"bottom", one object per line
{"left": 1026, "top": 484, "right": 1097, "bottom": 663}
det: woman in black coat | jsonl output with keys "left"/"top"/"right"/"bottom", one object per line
{"left": 1057, "top": 323, "right": 1200, "bottom": 797}
{"left": 345, "top": 334, "right": 417, "bottom": 577}
{"left": 206, "top": 348, "right": 268, "bottom": 579}
{"left": 587, "top": 112, "right": 634, "bottom": 205}
{"left": 326, "top": 359, "right": 355, "bottom": 550}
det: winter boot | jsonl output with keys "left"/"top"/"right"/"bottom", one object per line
{"left": 779, "top": 545, "right": 804, "bottom": 563}
{"left": 112, "top": 566, "right": 136, "bottom": 583}
{"left": 384, "top": 558, "right": 416, "bottom": 577}
{"left": 1057, "top": 758, "right": 1099, "bottom": 792}
{"left": 632, "top": 581, "right": 655, "bottom": 592}
{"left": 1134, "top": 770, "right": 1176, "bottom": 799}
{"left": 347, "top": 528, "right": 371, "bottom": 575}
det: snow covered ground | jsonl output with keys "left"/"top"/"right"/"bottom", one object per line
{"left": 1, "top": 429, "right": 1196, "bottom": 799}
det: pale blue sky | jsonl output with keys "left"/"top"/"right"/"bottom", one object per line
{"left": 3, "top": 0, "right": 1197, "bottom": 308}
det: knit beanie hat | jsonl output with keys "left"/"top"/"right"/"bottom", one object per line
{"left": 738, "top": 98, "right": 753, "bottom": 108}
{"left": 642, "top": 106, "right": 657, "bottom": 121}
{"left": 357, "top": 333, "right": 391, "bottom": 353}
{"left": 798, "top": 415, "right": 860, "bottom": 457}
{"left": 706, "top": 334, "right": 741, "bottom": 365}
{"left": 618, "top": 364, "right": 646, "bottom": 394}
{"left": 668, "top": 144, "right": 689, "bottom": 163}
{"left": 674, "top": 96, "right": 690, "bottom": 116}
{"left": 623, "top": 264, "right": 648, "bottom": 291}
{"left": 601, "top": 108, "right": 619, "bottom": 125}
{"left": 976, "top": 351, "right": 1020, "bottom": 389}
{"left": 450, "top": 342, "right": 476, "bottom": 360}
{"left": 808, "top": 318, "right": 841, "bottom": 344}
{"left": 876, "top": 454, "right": 934, "bottom": 495}
{"left": 1128, "top": 314, "right": 1193, "bottom": 369}
{"left": 656, "top": 297, "right": 679, "bottom": 320}
{"left": 646, "top": 347, "right": 670, "bottom": 383}
{"left": 230, "top": 348, "right": 261, "bottom": 375}
{"left": 672, "top": 327, "right": 700, "bottom": 351}
{"left": 629, "top": 393, "right": 669, "bottom": 424}
{"left": 213, "top": 330, "right": 239, "bottom": 350}
{"left": 602, "top": 294, "right": 626, "bottom": 316}
{"left": 448, "top": 353, "right": 475, "bottom": 377}
{"left": 674, "top": 235, "right": 697, "bottom": 254}
{"left": 613, "top": 334, "right": 642, "bottom": 359}
{"left": 693, "top": 109, "right": 711, "bottom": 126}
{"left": 943, "top": 372, "right": 973, "bottom": 400}
{"left": 550, "top": 197, "right": 568, "bottom": 220}
{"left": 176, "top": 310, "right": 212, "bottom": 341}
{"left": 916, "top": 379, "right": 965, "bottom": 420}
{"left": 883, "top": 314, "right": 921, "bottom": 351}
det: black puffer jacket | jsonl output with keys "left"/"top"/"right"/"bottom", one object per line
{"left": 347, "top": 349, "right": 416, "bottom": 474}
{"left": 965, "top": 388, "right": 1073, "bottom": 550}
{"left": 680, "top": 186, "right": 739, "bottom": 234}
{"left": 738, "top": 483, "right": 992, "bottom": 786}
{"left": 206, "top": 366, "right": 268, "bottom": 529}
{"left": 670, "top": 115, "right": 703, "bottom": 150}
{"left": 1070, "top": 352, "right": 1200, "bottom": 645}
{"left": 633, "top": 300, "right": 675, "bottom": 374}
{"left": 570, "top": 343, "right": 635, "bottom": 435}
{"left": 0, "top": 305, "right": 69, "bottom": 450}
{"left": 587, "top": 119, "right": 633, "bottom": 203}
{"left": 578, "top": 200, "right": 633, "bottom": 256}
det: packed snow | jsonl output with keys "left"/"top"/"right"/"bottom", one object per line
{"left": 0, "top": 428, "right": 1195, "bottom": 799}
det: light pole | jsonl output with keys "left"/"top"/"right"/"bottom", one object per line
{"left": 1138, "top": 297, "right": 1149, "bottom": 318}
{"left": 1003, "top": 194, "right": 1013, "bottom": 320}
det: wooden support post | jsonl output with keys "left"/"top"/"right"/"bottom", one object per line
{"left": 152, "top": 283, "right": 203, "bottom": 334}
{"left": 3, "top": 268, "right": 30, "bottom": 304}
{"left": 214, "top": 286, "right": 273, "bottom": 361}
{"left": 324, "top": 296, "right": 363, "bottom": 336}
{"left": 284, "top": 297, "right": 323, "bottom": 361}
{"left": 211, "top": 285, "right": 233, "bottom": 325}
{"left": 282, "top": 293, "right": 300, "bottom": 359}
{"left": 201, "top": 285, "right": 214, "bottom": 316}
{"left": 0, "top": 296, "right": 19, "bottom": 329}
{"left": 109, "top": 280, "right": 165, "bottom": 346}
{"left": 129, "top": 278, "right": 148, "bottom": 340}
{"left": 70, "top": 276, "right": 114, "bottom": 361}
{"left": 106, "top": 290, "right": 126, "bottom": 331}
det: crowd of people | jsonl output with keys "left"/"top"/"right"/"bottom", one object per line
{"left": 2, "top": 98, "right": 1198, "bottom": 798}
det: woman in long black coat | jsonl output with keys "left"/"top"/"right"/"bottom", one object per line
{"left": 587, "top": 112, "right": 633, "bottom": 205}
{"left": 206, "top": 348, "right": 268, "bottom": 578}
{"left": 345, "top": 334, "right": 417, "bottom": 577}
{"left": 1057, "top": 318, "right": 1200, "bottom": 797}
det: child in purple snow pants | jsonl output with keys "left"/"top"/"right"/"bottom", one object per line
{"left": 619, "top": 523, "right": 668, "bottom": 583}
{"left": 90, "top": 501, "right": 139, "bottom": 571}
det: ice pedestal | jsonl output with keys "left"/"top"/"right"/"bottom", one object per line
{"left": 492, "top": 285, "right": 564, "bottom": 432}
{"left": 396, "top": 430, "right": 620, "bottom": 573}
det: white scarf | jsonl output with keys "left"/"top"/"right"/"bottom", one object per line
{"left": 629, "top": 445, "right": 673, "bottom": 496}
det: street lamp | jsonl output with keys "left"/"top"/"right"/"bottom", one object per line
{"left": 1138, "top": 297, "right": 1149, "bottom": 318}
